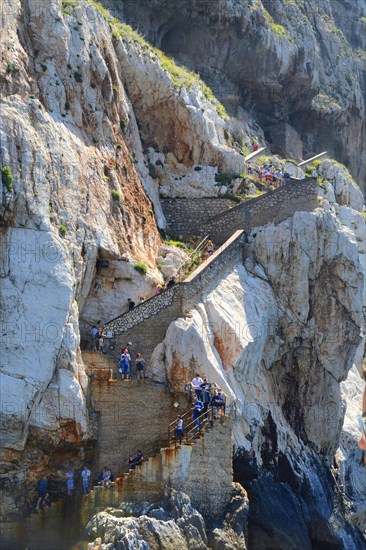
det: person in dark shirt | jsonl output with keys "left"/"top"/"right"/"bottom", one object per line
{"left": 211, "top": 391, "right": 225, "bottom": 418}
{"left": 135, "top": 353, "right": 146, "bottom": 381}
{"left": 127, "top": 298, "right": 135, "bottom": 311}
{"left": 128, "top": 450, "right": 144, "bottom": 470}
{"left": 166, "top": 277, "right": 176, "bottom": 289}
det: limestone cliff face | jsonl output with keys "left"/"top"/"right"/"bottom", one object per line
{"left": 0, "top": 0, "right": 165, "bottom": 516}
{"left": 106, "top": 0, "right": 366, "bottom": 195}
{"left": 0, "top": 0, "right": 365, "bottom": 546}
{"left": 149, "top": 175, "right": 366, "bottom": 546}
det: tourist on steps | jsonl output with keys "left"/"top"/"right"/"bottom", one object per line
{"left": 135, "top": 353, "right": 145, "bottom": 381}
{"left": 211, "top": 390, "right": 225, "bottom": 418}
{"left": 176, "top": 416, "right": 184, "bottom": 445}
{"left": 98, "top": 467, "right": 112, "bottom": 487}
{"left": 91, "top": 325, "right": 98, "bottom": 351}
{"left": 65, "top": 470, "right": 74, "bottom": 496}
{"left": 127, "top": 298, "right": 135, "bottom": 311}
{"left": 192, "top": 400, "right": 204, "bottom": 431}
{"left": 128, "top": 450, "right": 144, "bottom": 470}
{"left": 191, "top": 373, "right": 204, "bottom": 400}
{"left": 119, "top": 351, "right": 131, "bottom": 380}
{"left": 206, "top": 240, "right": 214, "bottom": 255}
{"left": 166, "top": 277, "right": 176, "bottom": 289}
{"left": 201, "top": 378, "right": 212, "bottom": 417}
{"left": 81, "top": 465, "right": 91, "bottom": 495}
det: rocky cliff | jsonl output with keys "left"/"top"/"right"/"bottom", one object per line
{"left": 105, "top": 0, "right": 366, "bottom": 196}
{"left": 0, "top": 0, "right": 365, "bottom": 548}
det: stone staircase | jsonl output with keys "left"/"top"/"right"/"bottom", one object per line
{"left": 98, "top": 178, "right": 318, "bottom": 370}
{"left": 80, "top": 411, "right": 232, "bottom": 522}
{"left": 19, "top": 409, "right": 232, "bottom": 550}
{"left": 76, "top": 175, "right": 320, "bottom": 538}
{"left": 83, "top": 351, "right": 190, "bottom": 477}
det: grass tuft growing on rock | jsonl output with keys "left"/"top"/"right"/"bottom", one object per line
{"left": 1, "top": 166, "right": 13, "bottom": 192}
{"left": 111, "top": 190, "right": 120, "bottom": 202}
{"left": 59, "top": 225, "right": 68, "bottom": 237}
{"left": 134, "top": 262, "right": 148, "bottom": 275}
{"left": 91, "top": 2, "right": 228, "bottom": 118}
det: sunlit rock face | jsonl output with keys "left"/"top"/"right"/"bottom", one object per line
{"left": 0, "top": 0, "right": 164, "bottom": 518}
{"left": 106, "top": 0, "right": 366, "bottom": 196}
{"left": 150, "top": 205, "right": 365, "bottom": 547}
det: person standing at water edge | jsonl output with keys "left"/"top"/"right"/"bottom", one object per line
{"left": 81, "top": 465, "right": 91, "bottom": 494}
{"left": 66, "top": 470, "right": 74, "bottom": 496}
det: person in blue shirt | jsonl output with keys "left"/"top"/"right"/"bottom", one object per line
{"left": 36, "top": 477, "right": 50, "bottom": 510}
{"left": 192, "top": 400, "right": 204, "bottom": 431}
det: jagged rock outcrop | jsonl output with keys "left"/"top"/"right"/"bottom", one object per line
{"left": 86, "top": 488, "right": 248, "bottom": 549}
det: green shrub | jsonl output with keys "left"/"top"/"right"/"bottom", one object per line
{"left": 6, "top": 62, "right": 14, "bottom": 74}
{"left": 220, "top": 193, "right": 242, "bottom": 203}
{"left": 164, "top": 239, "right": 190, "bottom": 250}
{"left": 1, "top": 166, "right": 13, "bottom": 192}
{"left": 111, "top": 190, "right": 120, "bottom": 202}
{"left": 134, "top": 262, "right": 148, "bottom": 275}
{"left": 215, "top": 172, "right": 240, "bottom": 185}
{"left": 116, "top": 143, "right": 122, "bottom": 150}
{"left": 157, "top": 263, "right": 163, "bottom": 270}
{"left": 59, "top": 225, "right": 68, "bottom": 237}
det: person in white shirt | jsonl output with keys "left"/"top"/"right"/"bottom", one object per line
{"left": 191, "top": 373, "right": 203, "bottom": 400}
{"left": 176, "top": 416, "right": 183, "bottom": 445}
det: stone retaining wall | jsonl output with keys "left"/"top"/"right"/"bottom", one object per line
{"left": 161, "top": 178, "right": 318, "bottom": 244}
{"left": 160, "top": 197, "right": 236, "bottom": 237}
{"left": 105, "top": 231, "right": 245, "bottom": 364}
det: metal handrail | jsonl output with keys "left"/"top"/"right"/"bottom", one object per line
{"left": 184, "top": 408, "right": 214, "bottom": 444}
{"left": 167, "top": 407, "right": 195, "bottom": 445}
{"left": 168, "top": 407, "right": 194, "bottom": 430}
{"left": 176, "top": 235, "right": 210, "bottom": 282}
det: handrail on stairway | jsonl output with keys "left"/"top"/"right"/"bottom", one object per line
{"left": 176, "top": 235, "right": 210, "bottom": 282}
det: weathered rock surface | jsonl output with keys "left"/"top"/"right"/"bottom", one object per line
{"left": 149, "top": 204, "right": 365, "bottom": 546}
{"left": 86, "top": 488, "right": 248, "bottom": 549}
{"left": 0, "top": 0, "right": 164, "bottom": 516}
{"left": 107, "top": 0, "right": 366, "bottom": 195}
